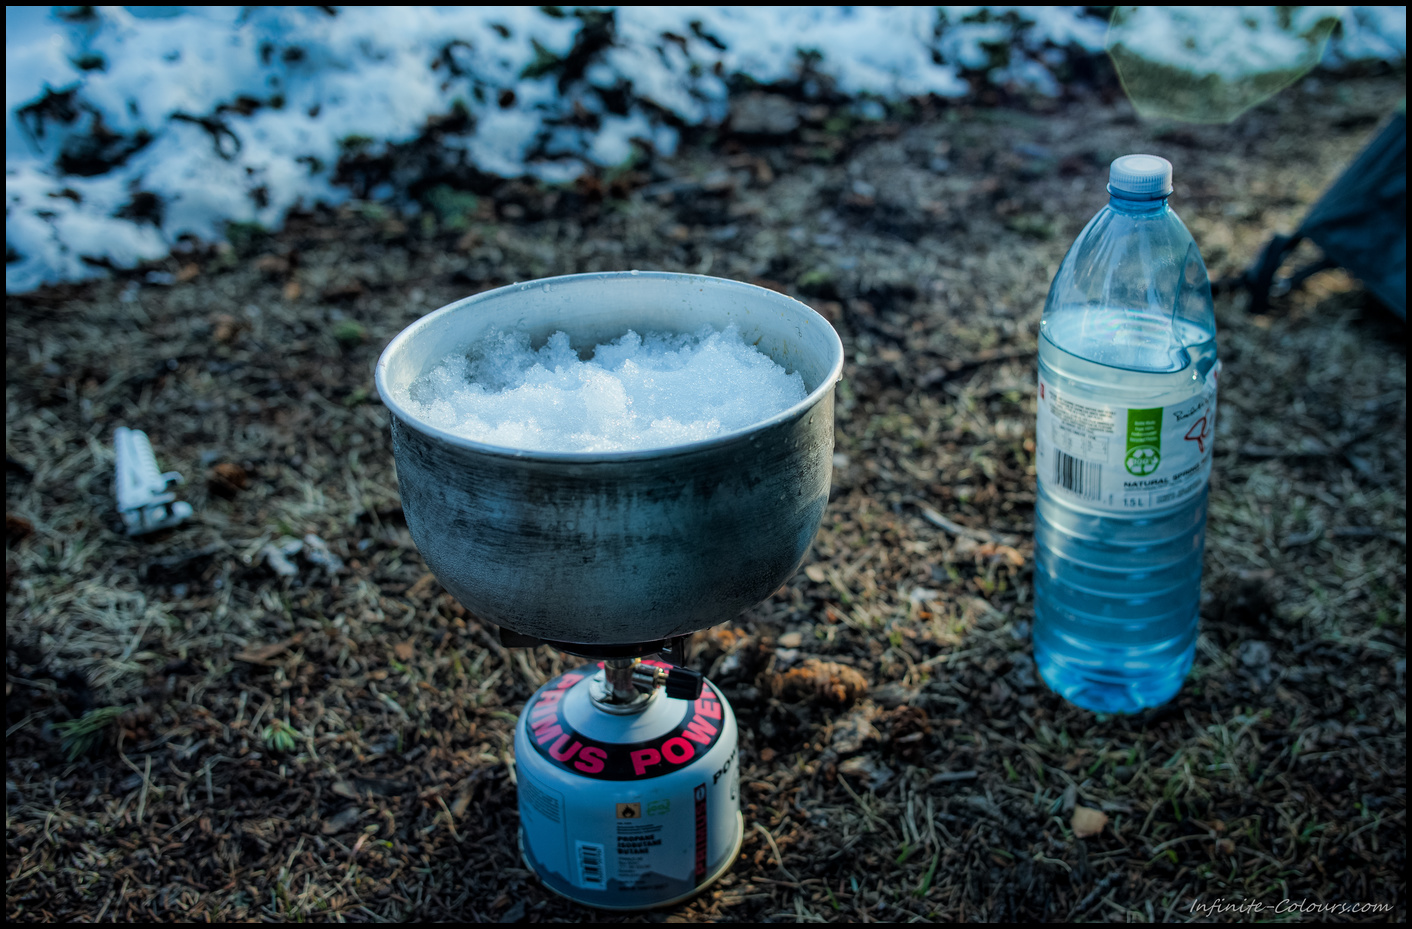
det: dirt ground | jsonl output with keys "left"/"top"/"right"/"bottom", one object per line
{"left": 6, "top": 66, "right": 1407, "bottom": 922}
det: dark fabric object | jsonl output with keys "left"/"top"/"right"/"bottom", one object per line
{"left": 1244, "top": 110, "right": 1406, "bottom": 319}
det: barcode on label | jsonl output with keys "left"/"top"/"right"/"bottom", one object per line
{"left": 576, "top": 840, "right": 606, "bottom": 888}
{"left": 1054, "top": 451, "right": 1101, "bottom": 501}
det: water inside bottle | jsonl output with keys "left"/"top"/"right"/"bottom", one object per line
{"left": 1035, "top": 310, "right": 1215, "bottom": 713}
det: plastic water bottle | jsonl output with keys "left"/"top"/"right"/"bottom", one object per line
{"left": 1033, "top": 154, "right": 1218, "bottom": 713}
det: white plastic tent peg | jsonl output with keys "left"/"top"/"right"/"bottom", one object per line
{"left": 114, "top": 426, "right": 192, "bottom": 536}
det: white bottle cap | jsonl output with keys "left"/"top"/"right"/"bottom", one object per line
{"left": 1108, "top": 154, "right": 1173, "bottom": 199}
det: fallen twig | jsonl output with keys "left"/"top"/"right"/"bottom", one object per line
{"left": 1067, "top": 871, "right": 1122, "bottom": 919}
{"left": 918, "top": 347, "right": 1032, "bottom": 388}
{"left": 753, "top": 822, "right": 800, "bottom": 883}
{"left": 911, "top": 499, "right": 1022, "bottom": 546}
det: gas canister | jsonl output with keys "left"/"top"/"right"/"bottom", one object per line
{"left": 514, "top": 661, "right": 743, "bottom": 910}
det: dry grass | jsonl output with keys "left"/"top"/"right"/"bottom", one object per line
{"left": 7, "top": 70, "right": 1406, "bottom": 922}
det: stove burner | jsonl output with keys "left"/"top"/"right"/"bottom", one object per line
{"left": 498, "top": 627, "right": 690, "bottom": 663}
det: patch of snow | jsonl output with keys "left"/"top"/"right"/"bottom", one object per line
{"left": 4, "top": 6, "right": 1406, "bottom": 292}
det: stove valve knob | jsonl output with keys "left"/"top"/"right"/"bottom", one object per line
{"left": 663, "top": 666, "right": 704, "bottom": 701}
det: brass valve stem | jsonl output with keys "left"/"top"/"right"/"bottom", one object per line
{"left": 603, "top": 658, "right": 639, "bottom": 703}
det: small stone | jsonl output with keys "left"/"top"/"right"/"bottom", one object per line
{"left": 1006, "top": 652, "right": 1038, "bottom": 691}
{"left": 830, "top": 704, "right": 881, "bottom": 754}
{"left": 870, "top": 682, "right": 913, "bottom": 709}
{"left": 321, "top": 806, "right": 361, "bottom": 834}
{"left": 209, "top": 313, "right": 242, "bottom": 343}
{"left": 837, "top": 754, "right": 893, "bottom": 792}
{"left": 262, "top": 545, "right": 299, "bottom": 578}
{"left": 1239, "top": 640, "right": 1272, "bottom": 668}
{"left": 301, "top": 533, "right": 345, "bottom": 573}
{"left": 730, "top": 92, "right": 801, "bottom": 137}
{"left": 6, "top": 514, "right": 34, "bottom": 545}
{"left": 1238, "top": 640, "right": 1277, "bottom": 687}
{"left": 206, "top": 462, "right": 248, "bottom": 498}
{"left": 700, "top": 170, "right": 734, "bottom": 194}
{"left": 254, "top": 254, "right": 289, "bottom": 277}
{"left": 773, "top": 647, "right": 801, "bottom": 667}
{"left": 1071, "top": 805, "right": 1108, "bottom": 838}
{"left": 322, "top": 281, "right": 365, "bottom": 302}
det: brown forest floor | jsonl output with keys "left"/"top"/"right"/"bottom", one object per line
{"left": 6, "top": 69, "right": 1407, "bottom": 922}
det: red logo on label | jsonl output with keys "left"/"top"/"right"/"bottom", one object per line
{"left": 523, "top": 665, "right": 726, "bottom": 781}
{"left": 1184, "top": 415, "right": 1210, "bottom": 454}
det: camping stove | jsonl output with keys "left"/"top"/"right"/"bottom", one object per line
{"left": 375, "top": 271, "right": 842, "bottom": 909}
{"left": 514, "top": 657, "right": 741, "bottom": 908}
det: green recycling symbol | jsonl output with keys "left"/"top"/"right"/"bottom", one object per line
{"left": 1125, "top": 445, "right": 1160, "bottom": 475}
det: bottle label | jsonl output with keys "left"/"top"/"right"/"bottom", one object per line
{"left": 1036, "top": 367, "right": 1218, "bottom": 512}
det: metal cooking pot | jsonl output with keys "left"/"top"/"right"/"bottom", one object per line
{"left": 375, "top": 271, "right": 844, "bottom": 653}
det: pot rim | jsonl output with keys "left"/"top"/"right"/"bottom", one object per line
{"left": 374, "top": 270, "right": 845, "bottom": 463}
